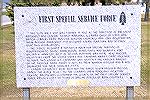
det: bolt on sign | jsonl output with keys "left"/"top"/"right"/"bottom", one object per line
{"left": 14, "top": 5, "right": 141, "bottom": 87}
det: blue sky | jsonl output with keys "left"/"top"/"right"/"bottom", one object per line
{"left": 3, "top": 0, "right": 10, "bottom": 3}
{"left": 3, "top": 0, "right": 10, "bottom": 8}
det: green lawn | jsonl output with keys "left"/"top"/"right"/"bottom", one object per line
{"left": 0, "top": 21, "right": 150, "bottom": 99}
{"left": 2, "top": 11, "right": 7, "bottom": 16}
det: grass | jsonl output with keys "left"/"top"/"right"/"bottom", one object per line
{"left": 141, "top": 23, "right": 150, "bottom": 76}
{"left": 2, "top": 11, "right": 7, "bottom": 16}
{"left": 0, "top": 21, "right": 150, "bottom": 99}
{"left": 0, "top": 25, "right": 20, "bottom": 98}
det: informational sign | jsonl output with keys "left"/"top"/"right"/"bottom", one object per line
{"left": 14, "top": 5, "right": 141, "bottom": 87}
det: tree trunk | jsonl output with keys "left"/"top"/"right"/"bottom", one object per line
{"left": 144, "top": 2, "right": 149, "bottom": 21}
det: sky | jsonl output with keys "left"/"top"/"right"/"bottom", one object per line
{"left": 3, "top": 0, "right": 10, "bottom": 3}
{"left": 3, "top": 0, "right": 10, "bottom": 8}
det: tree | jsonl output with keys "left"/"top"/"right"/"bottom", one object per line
{"left": 144, "top": 0, "right": 149, "bottom": 21}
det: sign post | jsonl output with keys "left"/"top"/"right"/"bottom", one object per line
{"left": 23, "top": 88, "right": 30, "bottom": 100}
{"left": 126, "top": 86, "right": 134, "bottom": 100}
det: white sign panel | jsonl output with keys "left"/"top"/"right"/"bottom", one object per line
{"left": 14, "top": 6, "right": 141, "bottom": 87}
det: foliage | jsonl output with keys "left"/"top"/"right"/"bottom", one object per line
{"left": 5, "top": 1, "right": 60, "bottom": 24}
{"left": 51, "top": 0, "right": 60, "bottom": 6}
